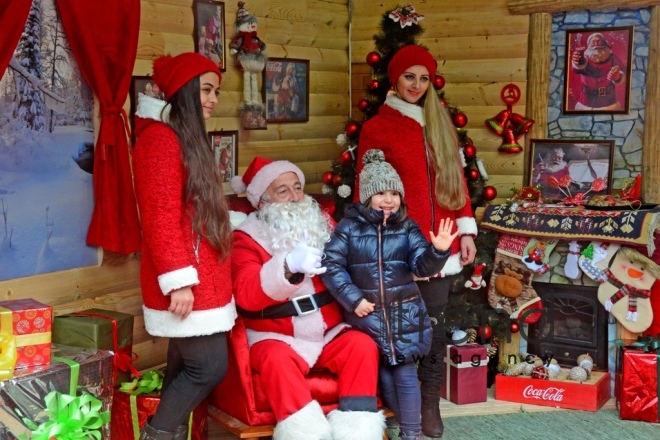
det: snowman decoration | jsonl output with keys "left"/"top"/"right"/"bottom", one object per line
{"left": 229, "top": 2, "right": 267, "bottom": 128}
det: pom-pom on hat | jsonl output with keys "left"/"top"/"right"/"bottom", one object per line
{"left": 387, "top": 44, "right": 437, "bottom": 86}
{"left": 230, "top": 156, "right": 305, "bottom": 208}
{"left": 359, "top": 149, "right": 405, "bottom": 203}
{"left": 152, "top": 52, "right": 222, "bottom": 100}
{"left": 236, "top": 1, "right": 257, "bottom": 27}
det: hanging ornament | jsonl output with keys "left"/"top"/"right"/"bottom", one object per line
{"left": 463, "top": 144, "right": 477, "bottom": 159}
{"left": 510, "top": 112, "right": 535, "bottom": 136}
{"left": 477, "top": 324, "right": 492, "bottom": 341}
{"left": 357, "top": 98, "right": 370, "bottom": 113}
{"left": 452, "top": 112, "right": 468, "bottom": 128}
{"left": 439, "top": 99, "right": 448, "bottom": 107}
{"left": 485, "top": 109, "right": 512, "bottom": 136}
{"left": 467, "top": 168, "right": 480, "bottom": 181}
{"left": 510, "top": 321, "right": 520, "bottom": 334}
{"left": 339, "top": 150, "right": 353, "bottom": 165}
{"left": 433, "top": 75, "right": 445, "bottom": 90}
{"left": 483, "top": 186, "right": 497, "bottom": 201}
{"left": 368, "top": 80, "right": 380, "bottom": 92}
{"left": 366, "top": 51, "right": 381, "bottom": 66}
{"left": 498, "top": 127, "right": 523, "bottom": 154}
{"left": 345, "top": 121, "right": 360, "bottom": 138}
{"left": 332, "top": 174, "right": 343, "bottom": 186}
{"left": 322, "top": 171, "right": 334, "bottom": 185}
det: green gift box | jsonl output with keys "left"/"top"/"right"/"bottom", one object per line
{"left": 52, "top": 308, "right": 137, "bottom": 384}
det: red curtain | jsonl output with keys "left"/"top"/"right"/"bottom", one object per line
{"left": 0, "top": 0, "right": 32, "bottom": 79}
{"left": 57, "top": 0, "right": 142, "bottom": 254}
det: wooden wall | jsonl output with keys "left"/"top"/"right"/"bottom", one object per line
{"left": 350, "top": 0, "right": 530, "bottom": 205}
{"left": 0, "top": 0, "right": 350, "bottom": 372}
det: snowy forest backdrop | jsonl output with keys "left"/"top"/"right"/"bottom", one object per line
{"left": 0, "top": 0, "right": 97, "bottom": 281}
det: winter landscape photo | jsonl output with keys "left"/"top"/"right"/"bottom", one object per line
{"left": 0, "top": 0, "right": 98, "bottom": 281}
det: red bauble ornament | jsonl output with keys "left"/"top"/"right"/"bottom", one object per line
{"left": 452, "top": 112, "right": 468, "bottom": 128}
{"left": 332, "top": 174, "right": 343, "bottom": 186}
{"left": 483, "top": 186, "right": 497, "bottom": 201}
{"left": 345, "top": 121, "right": 360, "bottom": 138}
{"left": 366, "top": 51, "right": 381, "bottom": 66}
{"left": 339, "top": 150, "right": 353, "bottom": 165}
{"left": 433, "top": 75, "right": 446, "bottom": 90}
{"left": 468, "top": 168, "right": 480, "bottom": 181}
{"left": 357, "top": 98, "right": 370, "bottom": 113}
{"left": 477, "top": 324, "right": 492, "bottom": 341}
{"left": 464, "top": 144, "right": 477, "bottom": 159}
{"left": 322, "top": 171, "right": 334, "bottom": 185}
{"left": 368, "top": 80, "right": 380, "bottom": 92}
{"left": 510, "top": 321, "right": 520, "bottom": 334}
{"left": 439, "top": 99, "right": 448, "bottom": 108}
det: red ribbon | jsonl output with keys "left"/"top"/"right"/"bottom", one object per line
{"left": 73, "top": 311, "right": 140, "bottom": 382}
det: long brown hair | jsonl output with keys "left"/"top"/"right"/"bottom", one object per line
{"left": 166, "top": 77, "right": 232, "bottom": 259}
{"left": 424, "top": 93, "right": 467, "bottom": 211}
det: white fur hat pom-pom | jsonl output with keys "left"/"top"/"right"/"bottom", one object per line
{"left": 230, "top": 175, "right": 247, "bottom": 195}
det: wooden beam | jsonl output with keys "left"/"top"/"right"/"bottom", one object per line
{"left": 521, "top": 12, "right": 552, "bottom": 186}
{"left": 643, "top": 6, "right": 660, "bottom": 203}
{"left": 508, "top": 0, "right": 660, "bottom": 15}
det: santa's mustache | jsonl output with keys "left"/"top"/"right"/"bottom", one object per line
{"left": 584, "top": 45, "right": 612, "bottom": 64}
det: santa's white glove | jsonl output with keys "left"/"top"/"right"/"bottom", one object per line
{"left": 285, "top": 243, "right": 326, "bottom": 276}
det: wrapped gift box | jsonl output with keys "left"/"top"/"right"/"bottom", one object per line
{"left": 111, "top": 373, "right": 208, "bottom": 440}
{"left": 616, "top": 342, "right": 659, "bottom": 423}
{"left": 495, "top": 369, "right": 610, "bottom": 411}
{"left": 0, "top": 299, "right": 52, "bottom": 369}
{"left": 0, "top": 344, "right": 113, "bottom": 439}
{"left": 53, "top": 308, "right": 136, "bottom": 383}
{"left": 440, "top": 343, "right": 488, "bottom": 404}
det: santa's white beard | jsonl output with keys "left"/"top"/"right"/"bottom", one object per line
{"left": 257, "top": 195, "right": 332, "bottom": 253}
{"left": 585, "top": 46, "right": 612, "bottom": 64}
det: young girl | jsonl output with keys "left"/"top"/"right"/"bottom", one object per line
{"left": 356, "top": 44, "right": 478, "bottom": 438}
{"left": 321, "top": 150, "right": 458, "bottom": 440}
{"left": 132, "top": 52, "right": 236, "bottom": 440}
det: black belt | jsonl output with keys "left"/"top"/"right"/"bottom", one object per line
{"left": 582, "top": 83, "right": 614, "bottom": 97}
{"left": 237, "top": 291, "right": 334, "bottom": 319}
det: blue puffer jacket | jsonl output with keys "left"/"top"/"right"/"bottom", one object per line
{"left": 321, "top": 203, "right": 449, "bottom": 365}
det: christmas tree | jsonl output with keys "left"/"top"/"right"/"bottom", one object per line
{"left": 322, "top": 3, "right": 509, "bottom": 347}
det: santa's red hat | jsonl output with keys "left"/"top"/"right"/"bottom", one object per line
{"left": 152, "top": 53, "right": 222, "bottom": 100}
{"left": 472, "top": 263, "right": 486, "bottom": 276}
{"left": 387, "top": 44, "right": 437, "bottom": 86}
{"left": 230, "top": 156, "right": 305, "bottom": 207}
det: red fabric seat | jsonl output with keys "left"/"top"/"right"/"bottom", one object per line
{"left": 208, "top": 193, "right": 340, "bottom": 426}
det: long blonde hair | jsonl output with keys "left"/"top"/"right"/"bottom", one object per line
{"left": 423, "top": 93, "right": 467, "bottom": 211}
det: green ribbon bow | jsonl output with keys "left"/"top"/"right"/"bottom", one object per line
{"left": 118, "top": 369, "right": 164, "bottom": 396}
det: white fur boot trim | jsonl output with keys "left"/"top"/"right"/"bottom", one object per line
{"left": 328, "top": 409, "right": 386, "bottom": 440}
{"left": 273, "top": 400, "right": 332, "bottom": 440}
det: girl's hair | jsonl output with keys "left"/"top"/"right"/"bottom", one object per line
{"left": 165, "top": 77, "right": 232, "bottom": 259}
{"left": 423, "top": 92, "right": 467, "bottom": 211}
{"left": 362, "top": 198, "right": 408, "bottom": 223}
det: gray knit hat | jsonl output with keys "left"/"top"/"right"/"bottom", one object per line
{"left": 359, "top": 149, "right": 405, "bottom": 203}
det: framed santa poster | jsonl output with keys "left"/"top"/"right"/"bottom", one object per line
{"left": 262, "top": 58, "right": 309, "bottom": 123}
{"left": 209, "top": 130, "right": 238, "bottom": 184}
{"left": 563, "top": 26, "right": 633, "bottom": 114}
{"left": 194, "top": 0, "right": 226, "bottom": 72}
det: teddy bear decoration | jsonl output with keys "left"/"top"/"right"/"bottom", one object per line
{"left": 229, "top": 1, "right": 267, "bottom": 129}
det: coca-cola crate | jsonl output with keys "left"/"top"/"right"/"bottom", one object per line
{"left": 495, "top": 370, "right": 610, "bottom": 412}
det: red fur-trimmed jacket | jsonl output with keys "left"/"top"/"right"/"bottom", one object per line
{"left": 132, "top": 94, "right": 236, "bottom": 338}
{"left": 232, "top": 213, "right": 348, "bottom": 367}
{"left": 356, "top": 94, "right": 478, "bottom": 277}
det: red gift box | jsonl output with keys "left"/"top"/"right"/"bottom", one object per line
{"left": 440, "top": 343, "right": 488, "bottom": 404}
{"left": 617, "top": 341, "right": 660, "bottom": 423}
{"left": 0, "top": 299, "right": 52, "bottom": 369}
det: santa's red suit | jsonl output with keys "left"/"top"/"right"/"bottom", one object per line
{"left": 232, "top": 209, "right": 384, "bottom": 439}
{"left": 357, "top": 94, "right": 478, "bottom": 277}
{"left": 132, "top": 94, "right": 236, "bottom": 337}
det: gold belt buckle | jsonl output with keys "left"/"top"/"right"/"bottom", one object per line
{"left": 598, "top": 87, "right": 606, "bottom": 96}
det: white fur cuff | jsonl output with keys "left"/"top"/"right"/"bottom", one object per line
{"left": 273, "top": 400, "right": 331, "bottom": 440}
{"left": 158, "top": 265, "right": 199, "bottom": 295}
{"left": 456, "top": 216, "right": 478, "bottom": 236}
{"left": 328, "top": 409, "right": 386, "bottom": 440}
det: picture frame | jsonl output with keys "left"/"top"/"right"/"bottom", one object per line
{"left": 262, "top": 58, "right": 309, "bottom": 123}
{"left": 563, "top": 26, "right": 633, "bottom": 114}
{"left": 129, "top": 76, "right": 166, "bottom": 144}
{"left": 527, "top": 139, "right": 614, "bottom": 202}
{"left": 193, "top": 0, "right": 226, "bottom": 72}
{"left": 209, "top": 130, "right": 238, "bottom": 184}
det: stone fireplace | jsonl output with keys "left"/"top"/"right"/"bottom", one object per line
{"left": 525, "top": 282, "right": 608, "bottom": 370}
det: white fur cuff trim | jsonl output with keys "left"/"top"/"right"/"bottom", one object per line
{"left": 440, "top": 253, "right": 463, "bottom": 277}
{"left": 273, "top": 400, "right": 331, "bottom": 440}
{"left": 328, "top": 410, "right": 386, "bottom": 440}
{"left": 456, "top": 216, "right": 478, "bottom": 236}
{"left": 142, "top": 300, "right": 237, "bottom": 337}
{"left": 158, "top": 266, "right": 199, "bottom": 295}
{"left": 261, "top": 252, "right": 301, "bottom": 301}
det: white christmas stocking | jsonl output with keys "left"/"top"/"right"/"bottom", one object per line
{"left": 564, "top": 240, "right": 582, "bottom": 279}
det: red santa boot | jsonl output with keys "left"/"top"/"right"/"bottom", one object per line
{"left": 272, "top": 400, "right": 332, "bottom": 440}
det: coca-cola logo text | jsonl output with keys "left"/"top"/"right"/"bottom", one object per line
{"left": 522, "top": 385, "right": 565, "bottom": 401}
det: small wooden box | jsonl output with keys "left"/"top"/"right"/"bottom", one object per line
{"left": 495, "top": 369, "right": 610, "bottom": 412}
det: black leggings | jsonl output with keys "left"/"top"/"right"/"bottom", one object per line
{"left": 151, "top": 332, "right": 229, "bottom": 431}
{"left": 416, "top": 277, "right": 450, "bottom": 387}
